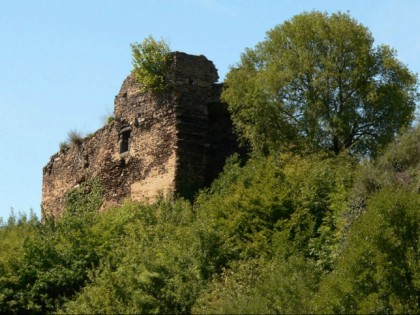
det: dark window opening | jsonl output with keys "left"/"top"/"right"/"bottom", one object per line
{"left": 119, "top": 127, "right": 131, "bottom": 154}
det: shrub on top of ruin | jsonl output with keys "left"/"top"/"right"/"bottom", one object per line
{"left": 67, "top": 130, "right": 84, "bottom": 146}
{"left": 59, "top": 141, "right": 70, "bottom": 151}
{"left": 131, "top": 35, "right": 172, "bottom": 93}
{"left": 100, "top": 112, "right": 115, "bottom": 127}
{"left": 106, "top": 114, "right": 115, "bottom": 125}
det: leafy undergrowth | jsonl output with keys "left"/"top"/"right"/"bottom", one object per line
{"left": 1, "top": 127, "right": 419, "bottom": 314}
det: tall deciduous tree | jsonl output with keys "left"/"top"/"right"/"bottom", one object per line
{"left": 223, "top": 12, "right": 418, "bottom": 156}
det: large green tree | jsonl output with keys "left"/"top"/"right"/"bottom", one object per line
{"left": 223, "top": 11, "right": 418, "bottom": 155}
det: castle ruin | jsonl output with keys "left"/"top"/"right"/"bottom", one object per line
{"left": 42, "top": 52, "right": 237, "bottom": 218}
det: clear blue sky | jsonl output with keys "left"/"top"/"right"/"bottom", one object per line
{"left": 1, "top": 0, "right": 419, "bottom": 220}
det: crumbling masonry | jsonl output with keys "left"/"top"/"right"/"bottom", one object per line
{"left": 42, "top": 52, "right": 237, "bottom": 218}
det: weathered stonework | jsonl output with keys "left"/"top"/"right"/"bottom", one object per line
{"left": 42, "top": 52, "right": 237, "bottom": 218}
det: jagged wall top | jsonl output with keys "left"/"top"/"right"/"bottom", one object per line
{"left": 169, "top": 51, "right": 218, "bottom": 87}
{"left": 114, "top": 52, "right": 219, "bottom": 123}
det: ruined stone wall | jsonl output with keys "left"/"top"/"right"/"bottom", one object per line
{"left": 113, "top": 74, "right": 178, "bottom": 203}
{"left": 42, "top": 77, "right": 178, "bottom": 217}
{"left": 42, "top": 124, "right": 120, "bottom": 218}
{"left": 171, "top": 52, "right": 220, "bottom": 198}
{"left": 42, "top": 52, "right": 237, "bottom": 218}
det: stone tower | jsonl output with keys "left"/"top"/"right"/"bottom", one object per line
{"left": 42, "top": 52, "right": 237, "bottom": 218}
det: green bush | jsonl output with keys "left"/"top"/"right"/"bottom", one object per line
{"left": 62, "top": 199, "right": 205, "bottom": 314}
{"left": 67, "top": 130, "right": 84, "bottom": 146}
{"left": 0, "top": 181, "right": 104, "bottom": 314}
{"left": 131, "top": 36, "right": 172, "bottom": 92}
{"left": 193, "top": 255, "right": 320, "bottom": 314}
{"left": 314, "top": 189, "right": 420, "bottom": 314}
{"left": 194, "top": 153, "right": 355, "bottom": 273}
{"left": 0, "top": 213, "right": 39, "bottom": 314}
{"left": 1, "top": 124, "right": 418, "bottom": 314}
{"left": 313, "top": 126, "right": 420, "bottom": 314}
{"left": 348, "top": 125, "right": 420, "bottom": 227}
{"left": 106, "top": 114, "right": 115, "bottom": 125}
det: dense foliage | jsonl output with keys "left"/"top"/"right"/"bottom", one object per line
{"left": 131, "top": 35, "right": 172, "bottom": 92}
{"left": 223, "top": 11, "right": 418, "bottom": 156}
{"left": 1, "top": 126, "right": 419, "bottom": 313}
{"left": 1, "top": 12, "right": 419, "bottom": 314}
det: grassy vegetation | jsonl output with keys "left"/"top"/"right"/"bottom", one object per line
{"left": 59, "top": 129, "right": 95, "bottom": 151}
{"left": 105, "top": 114, "right": 115, "bottom": 125}
{"left": 59, "top": 141, "right": 70, "bottom": 151}
{"left": 67, "top": 129, "right": 84, "bottom": 146}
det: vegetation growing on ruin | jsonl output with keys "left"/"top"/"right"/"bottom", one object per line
{"left": 131, "top": 35, "right": 172, "bottom": 92}
{"left": 105, "top": 114, "right": 115, "bottom": 125}
{"left": 59, "top": 129, "right": 96, "bottom": 151}
{"left": 67, "top": 129, "right": 84, "bottom": 146}
{"left": 1, "top": 12, "right": 419, "bottom": 314}
{"left": 59, "top": 141, "right": 70, "bottom": 151}
{"left": 59, "top": 130, "right": 84, "bottom": 151}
